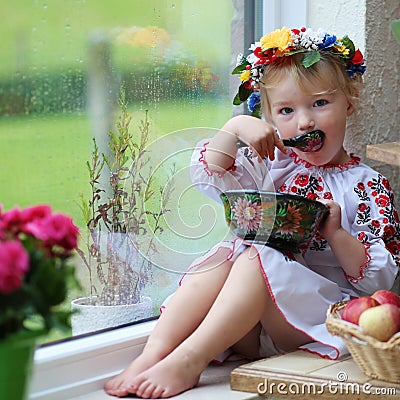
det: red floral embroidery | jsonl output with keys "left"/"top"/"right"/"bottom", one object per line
{"left": 354, "top": 174, "right": 400, "bottom": 269}
{"left": 387, "top": 239, "right": 400, "bottom": 256}
{"left": 382, "top": 178, "right": 390, "bottom": 190}
{"left": 294, "top": 175, "right": 309, "bottom": 187}
{"left": 306, "top": 193, "right": 319, "bottom": 200}
{"left": 290, "top": 151, "right": 361, "bottom": 170}
{"left": 383, "top": 225, "right": 396, "bottom": 238}
{"left": 371, "top": 220, "right": 380, "bottom": 228}
{"left": 375, "top": 194, "right": 390, "bottom": 207}
{"left": 357, "top": 231, "right": 366, "bottom": 241}
{"left": 358, "top": 203, "right": 367, "bottom": 212}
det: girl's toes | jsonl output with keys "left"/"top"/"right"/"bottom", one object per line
{"left": 136, "top": 380, "right": 153, "bottom": 398}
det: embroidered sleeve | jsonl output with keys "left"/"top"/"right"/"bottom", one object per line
{"left": 343, "top": 242, "right": 371, "bottom": 284}
{"left": 347, "top": 174, "right": 400, "bottom": 291}
{"left": 198, "top": 141, "right": 236, "bottom": 177}
{"left": 190, "top": 139, "right": 273, "bottom": 204}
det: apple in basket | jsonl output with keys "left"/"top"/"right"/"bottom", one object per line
{"left": 341, "top": 296, "right": 379, "bottom": 325}
{"left": 341, "top": 290, "right": 400, "bottom": 341}
{"left": 371, "top": 289, "right": 400, "bottom": 307}
{"left": 358, "top": 304, "right": 400, "bottom": 342}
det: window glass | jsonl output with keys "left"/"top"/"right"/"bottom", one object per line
{"left": 0, "top": 0, "right": 234, "bottom": 342}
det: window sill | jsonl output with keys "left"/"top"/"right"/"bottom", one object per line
{"left": 29, "top": 320, "right": 157, "bottom": 400}
{"left": 29, "top": 320, "right": 253, "bottom": 400}
{"left": 70, "top": 359, "right": 253, "bottom": 399}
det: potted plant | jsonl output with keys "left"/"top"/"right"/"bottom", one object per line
{"left": 0, "top": 204, "right": 80, "bottom": 400}
{"left": 72, "top": 92, "right": 173, "bottom": 335}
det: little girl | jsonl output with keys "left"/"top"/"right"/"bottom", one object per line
{"left": 105, "top": 27, "right": 400, "bottom": 399}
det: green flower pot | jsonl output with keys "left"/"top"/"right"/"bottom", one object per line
{"left": 0, "top": 333, "right": 39, "bottom": 400}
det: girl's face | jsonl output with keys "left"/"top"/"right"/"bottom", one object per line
{"left": 266, "top": 73, "right": 355, "bottom": 166}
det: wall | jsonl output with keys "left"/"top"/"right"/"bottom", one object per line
{"left": 308, "top": 1, "right": 366, "bottom": 52}
{"left": 309, "top": 0, "right": 400, "bottom": 197}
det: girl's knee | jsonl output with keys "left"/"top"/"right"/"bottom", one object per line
{"left": 233, "top": 247, "right": 262, "bottom": 271}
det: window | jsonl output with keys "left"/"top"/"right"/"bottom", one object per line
{"left": 1, "top": 0, "right": 235, "bottom": 343}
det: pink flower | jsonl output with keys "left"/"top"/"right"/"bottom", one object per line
{"left": 0, "top": 240, "right": 30, "bottom": 294}
{"left": 0, "top": 207, "right": 23, "bottom": 237}
{"left": 21, "top": 204, "right": 52, "bottom": 224}
{"left": 24, "top": 213, "right": 79, "bottom": 255}
{"left": 233, "top": 198, "right": 262, "bottom": 232}
{"left": 0, "top": 205, "right": 53, "bottom": 239}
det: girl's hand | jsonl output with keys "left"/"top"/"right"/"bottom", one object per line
{"left": 318, "top": 200, "right": 342, "bottom": 241}
{"left": 224, "top": 115, "right": 287, "bottom": 161}
{"left": 318, "top": 199, "right": 367, "bottom": 278}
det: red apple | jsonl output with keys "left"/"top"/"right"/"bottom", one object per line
{"left": 359, "top": 303, "right": 400, "bottom": 341}
{"left": 371, "top": 289, "right": 400, "bottom": 308}
{"left": 342, "top": 296, "right": 379, "bottom": 325}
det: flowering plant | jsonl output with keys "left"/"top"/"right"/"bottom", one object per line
{"left": 78, "top": 91, "right": 173, "bottom": 307}
{"left": 232, "top": 27, "right": 366, "bottom": 117}
{"left": 0, "top": 204, "right": 80, "bottom": 340}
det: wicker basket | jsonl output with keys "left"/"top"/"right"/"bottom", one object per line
{"left": 326, "top": 301, "right": 400, "bottom": 383}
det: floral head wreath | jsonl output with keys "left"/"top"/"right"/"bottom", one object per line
{"left": 232, "top": 27, "right": 366, "bottom": 118}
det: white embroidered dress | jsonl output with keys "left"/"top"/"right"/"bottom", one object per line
{"left": 167, "top": 140, "right": 400, "bottom": 360}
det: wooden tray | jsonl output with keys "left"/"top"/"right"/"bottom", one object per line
{"left": 230, "top": 350, "right": 400, "bottom": 399}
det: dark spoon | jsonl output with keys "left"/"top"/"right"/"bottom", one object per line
{"left": 237, "top": 130, "right": 325, "bottom": 153}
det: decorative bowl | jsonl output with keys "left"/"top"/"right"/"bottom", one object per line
{"left": 220, "top": 190, "right": 329, "bottom": 252}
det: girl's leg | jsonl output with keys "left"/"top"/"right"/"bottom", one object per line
{"left": 260, "top": 295, "right": 312, "bottom": 352}
{"left": 105, "top": 248, "right": 234, "bottom": 397}
{"left": 131, "top": 248, "right": 273, "bottom": 398}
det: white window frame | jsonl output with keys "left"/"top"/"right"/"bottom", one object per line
{"left": 29, "top": 3, "right": 308, "bottom": 398}
{"left": 30, "top": 320, "right": 156, "bottom": 399}
{"left": 262, "top": 0, "right": 308, "bottom": 34}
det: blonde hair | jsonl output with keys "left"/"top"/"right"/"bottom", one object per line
{"left": 260, "top": 52, "right": 363, "bottom": 119}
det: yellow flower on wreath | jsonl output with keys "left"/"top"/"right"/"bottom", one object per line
{"left": 333, "top": 39, "right": 350, "bottom": 56}
{"left": 240, "top": 69, "right": 251, "bottom": 82}
{"left": 260, "top": 27, "right": 292, "bottom": 55}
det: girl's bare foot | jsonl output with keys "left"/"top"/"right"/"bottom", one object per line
{"left": 104, "top": 349, "right": 164, "bottom": 397}
{"left": 131, "top": 347, "right": 208, "bottom": 398}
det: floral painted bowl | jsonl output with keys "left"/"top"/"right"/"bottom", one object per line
{"left": 220, "top": 190, "right": 329, "bottom": 253}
